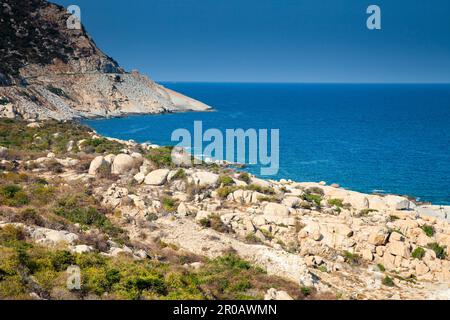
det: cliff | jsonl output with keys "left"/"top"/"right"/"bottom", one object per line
{"left": 0, "top": 0, "right": 210, "bottom": 120}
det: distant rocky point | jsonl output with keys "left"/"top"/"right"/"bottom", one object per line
{"left": 0, "top": 0, "right": 211, "bottom": 120}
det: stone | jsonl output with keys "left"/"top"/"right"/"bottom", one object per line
{"left": 47, "top": 152, "right": 56, "bottom": 159}
{"left": 88, "top": 156, "right": 107, "bottom": 175}
{"left": 177, "top": 202, "right": 190, "bottom": 216}
{"left": 191, "top": 171, "right": 219, "bottom": 187}
{"left": 171, "top": 147, "right": 193, "bottom": 167}
{"left": 282, "top": 197, "right": 301, "bottom": 208}
{"left": 264, "top": 288, "right": 293, "bottom": 300}
{"left": 384, "top": 195, "right": 413, "bottom": 210}
{"left": 195, "top": 210, "right": 211, "bottom": 222}
{"left": 144, "top": 169, "right": 170, "bottom": 186}
{"left": 344, "top": 192, "right": 369, "bottom": 209}
{"left": 104, "top": 154, "right": 116, "bottom": 165}
{"left": 111, "top": 154, "right": 136, "bottom": 175}
{"left": 312, "top": 230, "right": 322, "bottom": 241}
{"left": 390, "top": 232, "right": 404, "bottom": 242}
{"left": 0, "top": 146, "right": 7, "bottom": 159}
{"left": 368, "top": 228, "right": 389, "bottom": 246}
{"left": 386, "top": 240, "right": 410, "bottom": 258}
{"left": 70, "top": 245, "right": 93, "bottom": 254}
{"left": 133, "top": 172, "right": 146, "bottom": 184}
{"left": 416, "top": 261, "right": 430, "bottom": 276}
{"left": 362, "top": 248, "right": 374, "bottom": 261}
{"left": 263, "top": 203, "right": 290, "bottom": 217}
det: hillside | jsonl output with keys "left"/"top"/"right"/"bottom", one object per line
{"left": 0, "top": 0, "right": 210, "bottom": 120}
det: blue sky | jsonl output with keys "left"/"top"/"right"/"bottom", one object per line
{"left": 54, "top": 0, "right": 450, "bottom": 83}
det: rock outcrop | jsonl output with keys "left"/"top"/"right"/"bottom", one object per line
{"left": 0, "top": 0, "right": 211, "bottom": 120}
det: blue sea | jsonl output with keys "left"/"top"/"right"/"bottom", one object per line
{"left": 84, "top": 83, "right": 450, "bottom": 205}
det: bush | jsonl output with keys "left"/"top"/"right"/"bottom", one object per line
{"left": 161, "top": 196, "right": 176, "bottom": 212}
{"left": 146, "top": 146, "right": 173, "bottom": 168}
{"left": 302, "top": 193, "right": 322, "bottom": 207}
{"left": 421, "top": 225, "right": 435, "bottom": 237}
{"left": 171, "top": 169, "right": 186, "bottom": 180}
{"left": 199, "top": 214, "right": 230, "bottom": 233}
{"left": 411, "top": 247, "right": 425, "bottom": 260}
{"left": 427, "top": 243, "right": 447, "bottom": 260}
{"left": 237, "top": 172, "right": 251, "bottom": 184}
{"left": 0, "top": 184, "right": 29, "bottom": 207}
{"left": 327, "top": 198, "right": 344, "bottom": 208}
{"left": 343, "top": 251, "right": 360, "bottom": 266}
{"left": 218, "top": 175, "right": 235, "bottom": 187}
{"left": 0, "top": 97, "right": 9, "bottom": 105}
{"left": 83, "top": 138, "right": 124, "bottom": 155}
{"left": 382, "top": 276, "right": 395, "bottom": 287}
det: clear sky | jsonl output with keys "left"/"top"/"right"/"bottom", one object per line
{"left": 53, "top": 0, "right": 450, "bottom": 83}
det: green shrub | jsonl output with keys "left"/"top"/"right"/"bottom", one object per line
{"left": 237, "top": 172, "right": 251, "bottom": 184}
{"left": 245, "top": 233, "right": 262, "bottom": 244}
{"left": 376, "top": 264, "right": 385, "bottom": 272}
{"left": 171, "top": 169, "right": 186, "bottom": 180}
{"left": 382, "top": 276, "right": 395, "bottom": 287}
{"left": 161, "top": 196, "right": 176, "bottom": 212}
{"left": 214, "top": 253, "right": 251, "bottom": 270}
{"left": 47, "top": 86, "right": 67, "bottom": 97}
{"left": 216, "top": 186, "right": 236, "bottom": 199}
{"left": 300, "top": 286, "right": 312, "bottom": 296}
{"left": 421, "top": 225, "right": 435, "bottom": 237}
{"left": 83, "top": 138, "right": 124, "bottom": 154}
{"left": 302, "top": 193, "right": 322, "bottom": 207}
{"left": 389, "top": 215, "right": 400, "bottom": 222}
{"left": 146, "top": 146, "right": 173, "bottom": 168}
{"left": 411, "top": 247, "right": 426, "bottom": 260}
{"left": 218, "top": 175, "right": 235, "bottom": 187}
{"left": 427, "top": 243, "right": 447, "bottom": 260}
{"left": 0, "top": 97, "right": 9, "bottom": 105}
{"left": 0, "top": 185, "right": 29, "bottom": 207}
{"left": 199, "top": 214, "right": 230, "bottom": 233}
{"left": 343, "top": 251, "right": 360, "bottom": 266}
{"left": 327, "top": 198, "right": 344, "bottom": 208}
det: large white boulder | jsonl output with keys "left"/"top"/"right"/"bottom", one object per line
{"left": 111, "top": 154, "right": 136, "bottom": 175}
{"left": 144, "top": 169, "right": 170, "bottom": 185}
{"left": 264, "top": 288, "right": 293, "bottom": 300}
{"left": 191, "top": 171, "right": 219, "bottom": 187}
{"left": 384, "top": 195, "right": 414, "bottom": 210}
{"left": 171, "top": 147, "right": 193, "bottom": 167}
{"left": 88, "top": 156, "right": 107, "bottom": 175}
{"left": 263, "top": 203, "right": 290, "bottom": 217}
{"left": 0, "top": 146, "right": 7, "bottom": 159}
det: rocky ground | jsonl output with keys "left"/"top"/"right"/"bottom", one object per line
{"left": 0, "top": 0, "right": 211, "bottom": 120}
{"left": 0, "top": 119, "right": 449, "bottom": 300}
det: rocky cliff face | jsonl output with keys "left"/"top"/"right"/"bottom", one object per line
{"left": 0, "top": 0, "right": 210, "bottom": 120}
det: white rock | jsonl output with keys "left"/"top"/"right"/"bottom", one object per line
{"left": 133, "top": 172, "right": 146, "bottom": 184}
{"left": 0, "top": 146, "right": 8, "bottom": 158}
{"left": 111, "top": 154, "right": 136, "bottom": 175}
{"left": 70, "top": 245, "right": 93, "bottom": 254}
{"left": 144, "top": 169, "right": 170, "bottom": 185}
{"left": 88, "top": 156, "right": 107, "bottom": 175}
{"left": 192, "top": 171, "right": 219, "bottom": 187}
{"left": 263, "top": 203, "right": 290, "bottom": 217}
{"left": 264, "top": 288, "right": 293, "bottom": 300}
{"left": 177, "top": 202, "right": 190, "bottom": 216}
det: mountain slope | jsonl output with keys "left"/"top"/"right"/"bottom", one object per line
{"left": 0, "top": 0, "right": 210, "bottom": 120}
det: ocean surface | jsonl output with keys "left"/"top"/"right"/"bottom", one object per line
{"left": 84, "top": 83, "right": 450, "bottom": 205}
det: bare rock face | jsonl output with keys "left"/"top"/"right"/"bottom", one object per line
{"left": 0, "top": 0, "right": 211, "bottom": 120}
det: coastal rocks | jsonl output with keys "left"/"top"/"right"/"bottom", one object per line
{"left": 144, "top": 169, "right": 170, "bottom": 186}
{"left": 264, "top": 288, "right": 293, "bottom": 300}
{"left": 368, "top": 228, "right": 390, "bottom": 246}
{"left": 171, "top": 147, "right": 193, "bottom": 167}
{"left": 227, "top": 189, "right": 263, "bottom": 204}
{"left": 263, "top": 203, "right": 290, "bottom": 217}
{"left": 191, "top": 171, "right": 219, "bottom": 187}
{"left": 384, "top": 195, "right": 415, "bottom": 210}
{"left": 111, "top": 154, "right": 137, "bottom": 175}
{"left": 88, "top": 156, "right": 108, "bottom": 175}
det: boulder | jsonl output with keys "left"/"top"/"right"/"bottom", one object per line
{"left": 368, "top": 228, "right": 390, "bottom": 246}
{"left": 263, "top": 203, "right": 290, "bottom": 217}
{"left": 171, "top": 147, "right": 193, "bottom": 167}
{"left": 111, "top": 154, "right": 136, "bottom": 175}
{"left": 0, "top": 146, "right": 7, "bottom": 159}
{"left": 133, "top": 172, "right": 146, "bottom": 184}
{"left": 191, "top": 171, "right": 219, "bottom": 187}
{"left": 177, "top": 202, "right": 190, "bottom": 216}
{"left": 386, "top": 240, "right": 411, "bottom": 258}
{"left": 282, "top": 197, "right": 301, "bottom": 208}
{"left": 88, "top": 156, "right": 107, "bottom": 175}
{"left": 384, "top": 195, "right": 414, "bottom": 210}
{"left": 144, "top": 169, "right": 170, "bottom": 186}
{"left": 264, "top": 288, "right": 293, "bottom": 300}
{"left": 344, "top": 192, "right": 369, "bottom": 209}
